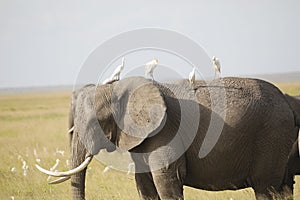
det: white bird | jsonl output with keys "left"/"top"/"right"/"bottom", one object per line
{"left": 212, "top": 56, "right": 221, "bottom": 78}
{"left": 22, "top": 161, "right": 28, "bottom": 169}
{"left": 144, "top": 58, "right": 158, "bottom": 80}
{"left": 103, "top": 57, "right": 125, "bottom": 84}
{"left": 50, "top": 159, "right": 60, "bottom": 172}
{"left": 47, "top": 159, "right": 60, "bottom": 181}
{"left": 22, "top": 160, "right": 28, "bottom": 177}
{"left": 33, "top": 148, "right": 38, "bottom": 158}
{"left": 18, "top": 155, "right": 23, "bottom": 161}
{"left": 102, "top": 165, "right": 112, "bottom": 174}
{"left": 33, "top": 148, "right": 41, "bottom": 163}
{"left": 127, "top": 162, "right": 135, "bottom": 175}
{"left": 56, "top": 148, "right": 65, "bottom": 156}
{"left": 189, "top": 67, "right": 196, "bottom": 87}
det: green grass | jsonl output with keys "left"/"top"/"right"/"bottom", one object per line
{"left": 0, "top": 82, "right": 299, "bottom": 199}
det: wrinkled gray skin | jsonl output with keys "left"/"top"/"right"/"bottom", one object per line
{"left": 68, "top": 77, "right": 299, "bottom": 200}
{"left": 285, "top": 94, "right": 300, "bottom": 118}
{"left": 284, "top": 94, "right": 300, "bottom": 190}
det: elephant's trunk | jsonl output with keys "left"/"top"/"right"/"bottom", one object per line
{"left": 71, "top": 169, "right": 87, "bottom": 200}
{"left": 71, "top": 133, "right": 88, "bottom": 200}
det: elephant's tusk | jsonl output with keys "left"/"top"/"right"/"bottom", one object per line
{"left": 48, "top": 176, "right": 71, "bottom": 184}
{"left": 35, "top": 155, "right": 92, "bottom": 177}
{"left": 68, "top": 126, "right": 74, "bottom": 133}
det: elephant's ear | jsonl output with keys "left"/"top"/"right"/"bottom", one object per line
{"left": 112, "top": 77, "right": 167, "bottom": 151}
{"left": 74, "top": 85, "right": 109, "bottom": 155}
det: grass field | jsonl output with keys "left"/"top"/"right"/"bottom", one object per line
{"left": 0, "top": 82, "right": 299, "bottom": 200}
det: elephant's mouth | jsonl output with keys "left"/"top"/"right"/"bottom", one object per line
{"left": 35, "top": 154, "right": 93, "bottom": 184}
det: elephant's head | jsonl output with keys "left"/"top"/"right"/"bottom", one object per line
{"left": 36, "top": 77, "right": 167, "bottom": 199}
{"left": 76, "top": 77, "right": 167, "bottom": 154}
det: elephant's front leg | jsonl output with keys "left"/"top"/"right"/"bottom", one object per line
{"left": 135, "top": 172, "right": 160, "bottom": 200}
{"left": 132, "top": 153, "right": 160, "bottom": 200}
{"left": 151, "top": 156, "right": 186, "bottom": 200}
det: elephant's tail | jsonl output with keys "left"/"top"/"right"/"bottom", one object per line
{"left": 293, "top": 109, "right": 300, "bottom": 157}
{"left": 284, "top": 94, "right": 300, "bottom": 128}
{"left": 294, "top": 110, "right": 300, "bottom": 128}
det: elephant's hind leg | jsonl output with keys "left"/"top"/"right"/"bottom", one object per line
{"left": 250, "top": 154, "right": 289, "bottom": 199}
{"left": 135, "top": 172, "right": 160, "bottom": 200}
{"left": 250, "top": 134, "right": 292, "bottom": 199}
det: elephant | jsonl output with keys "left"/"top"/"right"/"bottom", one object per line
{"left": 285, "top": 94, "right": 300, "bottom": 119}
{"left": 36, "top": 76, "right": 300, "bottom": 200}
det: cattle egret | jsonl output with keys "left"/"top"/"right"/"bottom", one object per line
{"left": 56, "top": 148, "right": 65, "bottom": 156}
{"left": 51, "top": 159, "right": 60, "bottom": 171}
{"left": 33, "top": 148, "right": 41, "bottom": 163}
{"left": 144, "top": 58, "right": 158, "bottom": 80}
{"left": 189, "top": 67, "right": 196, "bottom": 87}
{"left": 102, "top": 165, "right": 112, "bottom": 174}
{"left": 47, "top": 159, "right": 60, "bottom": 181}
{"left": 212, "top": 56, "right": 221, "bottom": 78}
{"left": 127, "top": 162, "right": 135, "bottom": 175}
{"left": 22, "top": 160, "right": 28, "bottom": 176}
{"left": 103, "top": 57, "right": 125, "bottom": 84}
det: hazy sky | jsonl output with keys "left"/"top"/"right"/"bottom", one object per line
{"left": 0, "top": 0, "right": 299, "bottom": 88}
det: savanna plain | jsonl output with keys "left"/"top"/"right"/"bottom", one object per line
{"left": 1, "top": 82, "right": 300, "bottom": 200}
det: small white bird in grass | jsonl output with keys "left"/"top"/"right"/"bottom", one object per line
{"left": 50, "top": 159, "right": 60, "bottom": 172}
{"left": 103, "top": 57, "right": 125, "bottom": 84}
{"left": 22, "top": 160, "right": 28, "bottom": 177}
{"left": 47, "top": 159, "right": 60, "bottom": 181}
{"left": 144, "top": 58, "right": 158, "bottom": 80}
{"left": 127, "top": 162, "right": 135, "bottom": 175}
{"left": 189, "top": 67, "right": 196, "bottom": 87}
{"left": 56, "top": 147, "right": 65, "bottom": 156}
{"left": 212, "top": 56, "right": 221, "bottom": 78}
{"left": 102, "top": 165, "right": 112, "bottom": 174}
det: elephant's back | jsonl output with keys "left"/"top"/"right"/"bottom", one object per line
{"left": 160, "top": 77, "right": 294, "bottom": 132}
{"left": 194, "top": 77, "right": 283, "bottom": 107}
{"left": 183, "top": 77, "right": 297, "bottom": 190}
{"left": 194, "top": 77, "right": 291, "bottom": 126}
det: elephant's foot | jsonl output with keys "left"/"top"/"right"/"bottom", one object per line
{"left": 254, "top": 187, "right": 293, "bottom": 200}
{"left": 254, "top": 192, "right": 271, "bottom": 200}
{"left": 151, "top": 171, "right": 184, "bottom": 200}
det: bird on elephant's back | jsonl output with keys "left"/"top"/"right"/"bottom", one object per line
{"left": 36, "top": 76, "right": 300, "bottom": 200}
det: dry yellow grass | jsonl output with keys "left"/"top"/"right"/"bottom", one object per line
{"left": 0, "top": 82, "right": 299, "bottom": 199}
{"left": 275, "top": 82, "right": 300, "bottom": 96}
